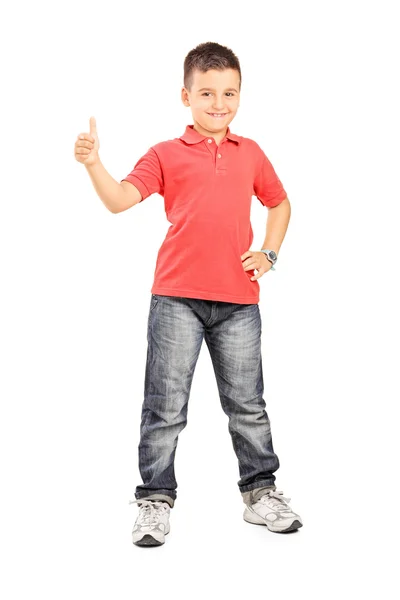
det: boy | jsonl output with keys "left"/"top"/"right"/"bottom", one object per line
{"left": 75, "top": 41, "right": 303, "bottom": 547}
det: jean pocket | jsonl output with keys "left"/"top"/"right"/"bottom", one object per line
{"left": 150, "top": 294, "right": 159, "bottom": 312}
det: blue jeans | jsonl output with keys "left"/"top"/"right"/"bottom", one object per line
{"left": 134, "top": 294, "right": 279, "bottom": 508}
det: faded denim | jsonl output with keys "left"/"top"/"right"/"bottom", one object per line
{"left": 134, "top": 294, "right": 280, "bottom": 509}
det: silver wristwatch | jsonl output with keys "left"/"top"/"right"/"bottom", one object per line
{"left": 260, "top": 249, "right": 277, "bottom": 271}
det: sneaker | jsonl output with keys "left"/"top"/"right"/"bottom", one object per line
{"left": 129, "top": 499, "right": 171, "bottom": 546}
{"left": 243, "top": 489, "right": 303, "bottom": 533}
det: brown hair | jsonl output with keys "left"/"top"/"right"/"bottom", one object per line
{"left": 183, "top": 42, "right": 242, "bottom": 93}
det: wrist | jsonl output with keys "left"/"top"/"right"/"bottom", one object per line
{"left": 260, "top": 248, "right": 277, "bottom": 270}
{"left": 261, "top": 247, "right": 278, "bottom": 257}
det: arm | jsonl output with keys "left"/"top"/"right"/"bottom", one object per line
{"left": 85, "top": 158, "right": 141, "bottom": 213}
{"left": 261, "top": 197, "right": 291, "bottom": 256}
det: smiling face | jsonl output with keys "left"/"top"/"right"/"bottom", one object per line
{"left": 181, "top": 68, "right": 241, "bottom": 139}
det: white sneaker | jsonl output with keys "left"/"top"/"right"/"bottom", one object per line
{"left": 129, "top": 499, "right": 171, "bottom": 546}
{"left": 243, "top": 489, "right": 303, "bottom": 533}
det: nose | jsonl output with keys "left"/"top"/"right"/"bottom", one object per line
{"left": 212, "top": 97, "right": 225, "bottom": 110}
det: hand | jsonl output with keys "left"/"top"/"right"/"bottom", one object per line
{"left": 74, "top": 116, "right": 100, "bottom": 166}
{"left": 241, "top": 250, "right": 273, "bottom": 281}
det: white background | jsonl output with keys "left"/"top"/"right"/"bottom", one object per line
{"left": 1, "top": 0, "right": 399, "bottom": 597}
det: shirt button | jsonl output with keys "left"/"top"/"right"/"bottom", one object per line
{"left": 207, "top": 139, "right": 212, "bottom": 143}
{"left": 217, "top": 153, "right": 222, "bottom": 158}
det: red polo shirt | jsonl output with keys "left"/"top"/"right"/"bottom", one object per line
{"left": 121, "top": 124, "right": 287, "bottom": 304}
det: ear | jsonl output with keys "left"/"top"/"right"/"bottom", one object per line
{"left": 181, "top": 88, "right": 190, "bottom": 106}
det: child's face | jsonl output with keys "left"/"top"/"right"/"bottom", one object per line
{"left": 182, "top": 68, "right": 240, "bottom": 135}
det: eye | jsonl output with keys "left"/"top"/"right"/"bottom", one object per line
{"left": 201, "top": 92, "right": 235, "bottom": 97}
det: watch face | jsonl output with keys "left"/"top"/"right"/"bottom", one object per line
{"left": 269, "top": 251, "right": 277, "bottom": 260}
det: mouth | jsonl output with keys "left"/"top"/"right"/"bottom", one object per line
{"left": 207, "top": 113, "right": 228, "bottom": 119}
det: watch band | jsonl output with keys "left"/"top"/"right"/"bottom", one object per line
{"left": 260, "top": 249, "right": 277, "bottom": 271}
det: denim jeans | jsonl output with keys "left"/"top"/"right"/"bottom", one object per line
{"left": 134, "top": 294, "right": 280, "bottom": 508}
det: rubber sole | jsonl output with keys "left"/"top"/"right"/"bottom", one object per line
{"left": 132, "top": 527, "right": 170, "bottom": 547}
{"left": 134, "top": 534, "right": 164, "bottom": 547}
{"left": 243, "top": 508, "right": 303, "bottom": 533}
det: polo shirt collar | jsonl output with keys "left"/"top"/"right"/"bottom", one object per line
{"left": 180, "top": 124, "right": 241, "bottom": 145}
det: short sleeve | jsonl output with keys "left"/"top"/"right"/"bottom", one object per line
{"left": 120, "top": 147, "right": 164, "bottom": 201}
{"left": 253, "top": 151, "right": 287, "bottom": 208}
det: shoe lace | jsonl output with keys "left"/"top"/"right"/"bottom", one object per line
{"left": 128, "top": 499, "right": 169, "bottom": 525}
{"left": 259, "top": 489, "right": 292, "bottom": 510}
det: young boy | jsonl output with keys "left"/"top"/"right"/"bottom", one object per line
{"left": 75, "top": 41, "right": 303, "bottom": 547}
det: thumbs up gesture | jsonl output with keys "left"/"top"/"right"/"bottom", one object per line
{"left": 74, "top": 116, "right": 100, "bottom": 166}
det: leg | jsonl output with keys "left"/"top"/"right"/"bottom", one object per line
{"left": 204, "top": 302, "right": 280, "bottom": 505}
{"left": 135, "top": 294, "right": 205, "bottom": 508}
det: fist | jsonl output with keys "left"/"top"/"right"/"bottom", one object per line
{"left": 74, "top": 116, "right": 100, "bottom": 166}
{"left": 241, "top": 250, "right": 273, "bottom": 281}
